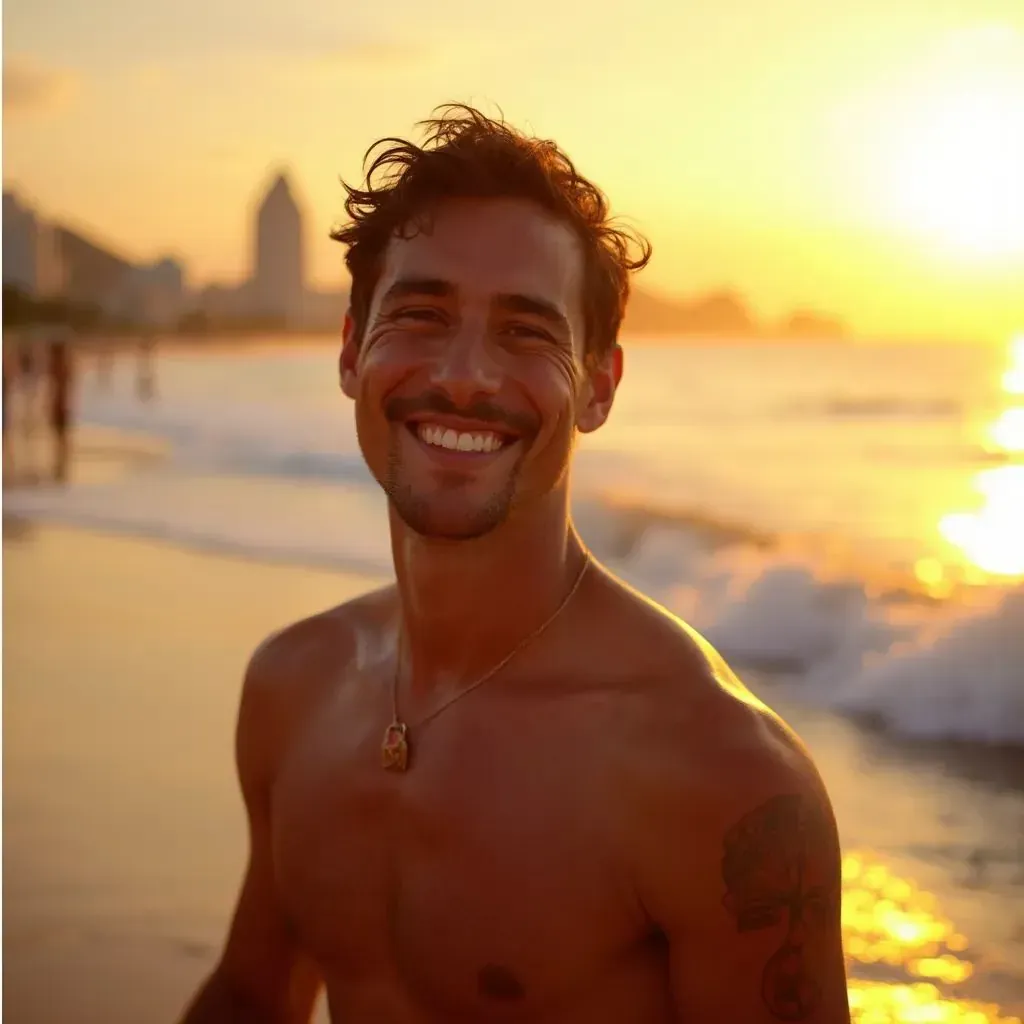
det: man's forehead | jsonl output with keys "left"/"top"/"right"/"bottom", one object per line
{"left": 376, "top": 199, "right": 584, "bottom": 304}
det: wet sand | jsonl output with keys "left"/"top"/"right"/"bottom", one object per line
{"left": 3, "top": 519, "right": 1023, "bottom": 1022}
{"left": 3, "top": 521, "right": 380, "bottom": 1022}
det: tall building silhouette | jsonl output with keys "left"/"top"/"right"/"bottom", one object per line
{"left": 3, "top": 190, "right": 65, "bottom": 297}
{"left": 252, "top": 170, "right": 305, "bottom": 325}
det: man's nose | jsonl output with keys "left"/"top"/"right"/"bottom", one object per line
{"left": 428, "top": 321, "right": 502, "bottom": 407}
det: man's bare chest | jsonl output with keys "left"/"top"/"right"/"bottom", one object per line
{"left": 269, "top": 686, "right": 649, "bottom": 1016}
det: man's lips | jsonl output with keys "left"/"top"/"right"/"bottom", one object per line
{"left": 404, "top": 416, "right": 520, "bottom": 457}
{"left": 403, "top": 412, "right": 520, "bottom": 441}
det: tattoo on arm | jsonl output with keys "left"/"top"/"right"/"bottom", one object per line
{"left": 721, "top": 794, "right": 837, "bottom": 1021}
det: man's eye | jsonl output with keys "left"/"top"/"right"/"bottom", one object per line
{"left": 505, "top": 323, "right": 552, "bottom": 341}
{"left": 394, "top": 308, "right": 445, "bottom": 323}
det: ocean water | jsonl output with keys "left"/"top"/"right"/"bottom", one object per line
{"left": 5, "top": 334, "right": 1024, "bottom": 746}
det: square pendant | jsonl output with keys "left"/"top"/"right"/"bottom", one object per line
{"left": 381, "top": 721, "right": 409, "bottom": 771}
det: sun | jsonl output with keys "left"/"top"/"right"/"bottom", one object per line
{"left": 888, "top": 84, "right": 1024, "bottom": 259}
{"left": 862, "top": 27, "right": 1024, "bottom": 262}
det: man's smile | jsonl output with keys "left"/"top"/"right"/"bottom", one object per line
{"left": 401, "top": 414, "right": 524, "bottom": 464}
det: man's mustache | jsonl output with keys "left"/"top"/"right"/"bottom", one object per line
{"left": 384, "top": 391, "right": 538, "bottom": 437}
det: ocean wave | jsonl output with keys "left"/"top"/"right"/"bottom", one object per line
{"left": 832, "top": 589, "right": 1024, "bottom": 745}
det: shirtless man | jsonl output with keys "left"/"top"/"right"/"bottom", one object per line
{"left": 180, "top": 106, "right": 850, "bottom": 1023}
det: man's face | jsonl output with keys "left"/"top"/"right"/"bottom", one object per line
{"left": 341, "top": 197, "right": 620, "bottom": 540}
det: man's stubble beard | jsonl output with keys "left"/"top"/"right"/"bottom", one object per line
{"left": 382, "top": 432, "right": 523, "bottom": 541}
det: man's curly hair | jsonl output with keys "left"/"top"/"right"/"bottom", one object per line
{"left": 331, "top": 104, "right": 651, "bottom": 359}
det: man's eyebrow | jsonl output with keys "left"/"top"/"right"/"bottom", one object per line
{"left": 379, "top": 277, "right": 455, "bottom": 303}
{"left": 495, "top": 293, "right": 571, "bottom": 332}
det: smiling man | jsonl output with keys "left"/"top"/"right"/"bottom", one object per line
{"left": 179, "top": 105, "right": 850, "bottom": 1023}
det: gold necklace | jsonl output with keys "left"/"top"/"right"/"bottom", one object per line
{"left": 381, "top": 556, "right": 590, "bottom": 772}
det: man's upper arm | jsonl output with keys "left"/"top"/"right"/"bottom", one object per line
{"left": 213, "top": 635, "right": 322, "bottom": 1020}
{"left": 638, "top": 706, "right": 850, "bottom": 1023}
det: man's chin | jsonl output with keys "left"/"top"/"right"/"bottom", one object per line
{"left": 389, "top": 494, "right": 512, "bottom": 542}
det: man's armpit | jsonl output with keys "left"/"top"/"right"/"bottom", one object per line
{"left": 721, "top": 793, "right": 840, "bottom": 1021}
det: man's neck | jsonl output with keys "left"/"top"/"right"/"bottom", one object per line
{"left": 389, "top": 491, "right": 588, "bottom": 698}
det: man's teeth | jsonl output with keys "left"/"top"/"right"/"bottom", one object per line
{"left": 417, "top": 423, "right": 506, "bottom": 453}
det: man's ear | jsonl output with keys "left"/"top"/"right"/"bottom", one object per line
{"left": 339, "top": 311, "right": 359, "bottom": 399}
{"left": 576, "top": 343, "right": 623, "bottom": 433}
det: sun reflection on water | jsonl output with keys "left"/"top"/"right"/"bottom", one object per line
{"left": 936, "top": 336, "right": 1024, "bottom": 580}
{"left": 849, "top": 982, "right": 1017, "bottom": 1024}
{"left": 939, "top": 467, "right": 1024, "bottom": 577}
{"left": 842, "top": 852, "right": 1021, "bottom": 1023}
{"left": 1001, "top": 337, "right": 1024, "bottom": 396}
{"left": 987, "top": 408, "right": 1024, "bottom": 453}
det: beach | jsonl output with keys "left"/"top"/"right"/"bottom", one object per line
{"left": 3, "top": 338, "right": 1024, "bottom": 1022}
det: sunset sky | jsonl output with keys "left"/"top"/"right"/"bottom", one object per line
{"left": 4, "top": 0, "right": 1023, "bottom": 342}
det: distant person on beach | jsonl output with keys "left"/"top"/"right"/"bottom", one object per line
{"left": 2, "top": 342, "right": 15, "bottom": 474}
{"left": 4, "top": 331, "right": 42, "bottom": 481}
{"left": 16, "top": 332, "right": 40, "bottom": 441}
{"left": 46, "top": 330, "right": 74, "bottom": 482}
{"left": 137, "top": 335, "right": 156, "bottom": 402}
{"left": 181, "top": 106, "right": 850, "bottom": 1023}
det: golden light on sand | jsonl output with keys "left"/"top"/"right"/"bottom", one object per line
{"left": 940, "top": 466, "right": 1024, "bottom": 577}
{"left": 841, "top": 852, "right": 1021, "bottom": 1023}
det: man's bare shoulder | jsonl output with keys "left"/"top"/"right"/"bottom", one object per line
{"left": 594, "top": 571, "right": 835, "bottom": 856}
{"left": 244, "top": 583, "right": 396, "bottom": 698}
{"left": 235, "top": 583, "right": 396, "bottom": 781}
{"left": 639, "top": 643, "right": 833, "bottom": 847}
{"left": 596, "top": 568, "right": 818, "bottom": 781}
{"left": 598, "top": 573, "right": 841, "bottom": 916}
